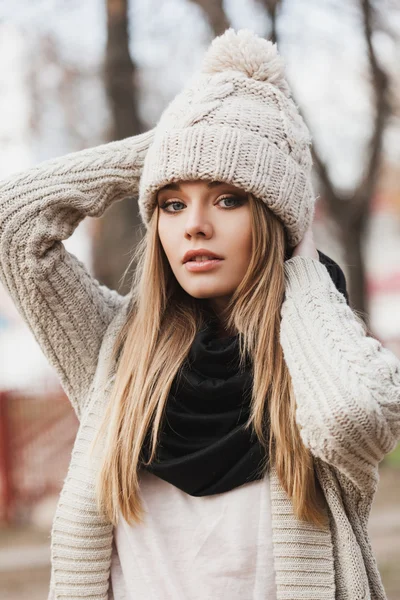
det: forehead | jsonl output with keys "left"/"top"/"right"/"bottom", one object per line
{"left": 157, "top": 180, "right": 243, "bottom": 194}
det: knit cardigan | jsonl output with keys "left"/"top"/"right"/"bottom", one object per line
{"left": 1, "top": 130, "right": 400, "bottom": 600}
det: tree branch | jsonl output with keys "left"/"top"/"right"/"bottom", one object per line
{"left": 255, "top": 0, "right": 280, "bottom": 43}
{"left": 352, "top": 0, "right": 390, "bottom": 224}
{"left": 188, "top": 0, "right": 230, "bottom": 36}
{"left": 261, "top": 0, "right": 341, "bottom": 217}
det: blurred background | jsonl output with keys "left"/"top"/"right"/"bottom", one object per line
{"left": 0, "top": 0, "right": 399, "bottom": 598}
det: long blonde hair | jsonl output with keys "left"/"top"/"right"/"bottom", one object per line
{"left": 90, "top": 192, "right": 328, "bottom": 529}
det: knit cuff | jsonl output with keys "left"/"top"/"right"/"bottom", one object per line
{"left": 283, "top": 256, "right": 335, "bottom": 297}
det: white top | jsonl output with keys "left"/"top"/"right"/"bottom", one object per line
{"left": 109, "top": 470, "right": 277, "bottom": 600}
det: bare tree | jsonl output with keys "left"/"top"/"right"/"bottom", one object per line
{"left": 105, "top": 0, "right": 141, "bottom": 139}
{"left": 91, "top": 0, "right": 144, "bottom": 294}
{"left": 265, "top": 0, "right": 391, "bottom": 326}
{"left": 192, "top": 0, "right": 396, "bottom": 326}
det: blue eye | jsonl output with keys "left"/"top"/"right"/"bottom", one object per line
{"left": 160, "top": 201, "right": 185, "bottom": 212}
{"left": 160, "top": 195, "right": 244, "bottom": 213}
{"left": 219, "top": 195, "right": 242, "bottom": 208}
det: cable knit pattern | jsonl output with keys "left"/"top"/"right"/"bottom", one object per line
{"left": 1, "top": 139, "right": 399, "bottom": 598}
{"left": 281, "top": 257, "right": 400, "bottom": 497}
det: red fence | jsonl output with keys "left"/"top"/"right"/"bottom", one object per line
{"left": 0, "top": 389, "right": 78, "bottom": 524}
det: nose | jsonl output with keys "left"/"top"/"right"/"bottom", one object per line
{"left": 184, "top": 209, "right": 213, "bottom": 238}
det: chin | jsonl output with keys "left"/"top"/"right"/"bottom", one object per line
{"left": 183, "top": 285, "right": 233, "bottom": 300}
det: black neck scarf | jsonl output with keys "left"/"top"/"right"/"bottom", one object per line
{"left": 140, "top": 314, "right": 267, "bottom": 496}
{"left": 140, "top": 250, "right": 349, "bottom": 497}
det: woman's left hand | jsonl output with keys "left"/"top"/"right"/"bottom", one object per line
{"left": 291, "top": 223, "right": 319, "bottom": 260}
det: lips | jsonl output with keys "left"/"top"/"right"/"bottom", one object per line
{"left": 187, "top": 256, "right": 220, "bottom": 262}
{"left": 184, "top": 258, "right": 223, "bottom": 272}
{"left": 183, "top": 249, "right": 223, "bottom": 263}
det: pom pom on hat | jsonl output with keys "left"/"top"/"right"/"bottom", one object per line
{"left": 201, "top": 28, "right": 291, "bottom": 98}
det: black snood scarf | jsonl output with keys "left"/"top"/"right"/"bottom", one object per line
{"left": 140, "top": 315, "right": 267, "bottom": 496}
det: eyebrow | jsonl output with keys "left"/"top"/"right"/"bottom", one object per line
{"left": 159, "top": 181, "right": 227, "bottom": 192}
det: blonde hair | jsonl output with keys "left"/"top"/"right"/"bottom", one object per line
{"left": 90, "top": 192, "right": 329, "bottom": 529}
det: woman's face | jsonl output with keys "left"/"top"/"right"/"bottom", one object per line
{"left": 156, "top": 180, "right": 252, "bottom": 315}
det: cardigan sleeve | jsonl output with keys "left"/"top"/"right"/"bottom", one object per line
{"left": 0, "top": 129, "right": 154, "bottom": 419}
{"left": 280, "top": 255, "right": 400, "bottom": 497}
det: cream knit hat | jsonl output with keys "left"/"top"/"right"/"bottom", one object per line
{"left": 138, "top": 28, "right": 315, "bottom": 248}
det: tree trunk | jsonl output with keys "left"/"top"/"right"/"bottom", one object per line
{"left": 105, "top": 0, "right": 141, "bottom": 140}
{"left": 341, "top": 219, "right": 369, "bottom": 326}
{"left": 91, "top": 0, "right": 143, "bottom": 294}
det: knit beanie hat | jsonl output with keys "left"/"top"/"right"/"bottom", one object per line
{"left": 138, "top": 28, "right": 315, "bottom": 249}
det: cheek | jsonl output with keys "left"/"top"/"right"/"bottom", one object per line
{"left": 234, "top": 217, "right": 253, "bottom": 263}
{"left": 238, "top": 235, "right": 253, "bottom": 273}
{"left": 157, "top": 221, "right": 173, "bottom": 259}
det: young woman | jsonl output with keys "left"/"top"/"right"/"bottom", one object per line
{"left": 0, "top": 28, "right": 399, "bottom": 600}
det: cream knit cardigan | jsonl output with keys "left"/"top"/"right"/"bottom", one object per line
{"left": 0, "top": 130, "right": 399, "bottom": 600}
